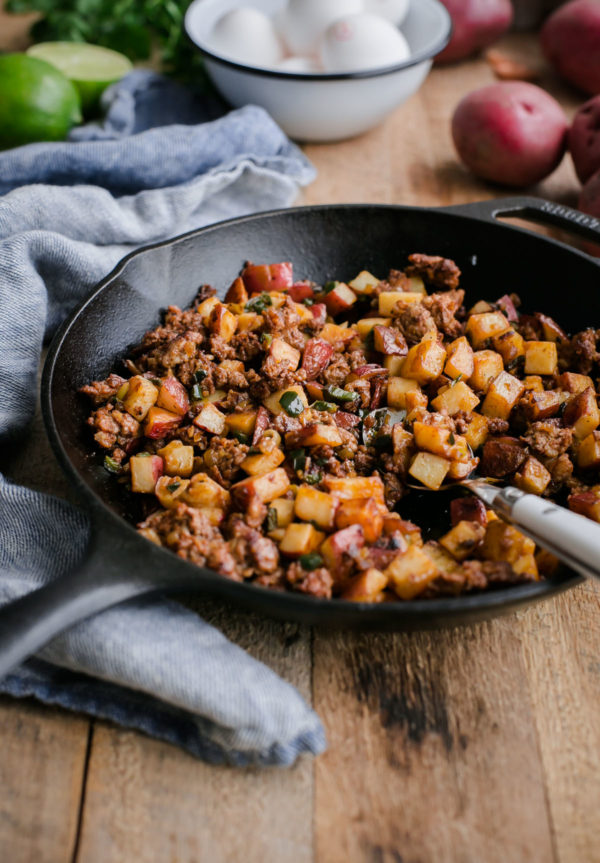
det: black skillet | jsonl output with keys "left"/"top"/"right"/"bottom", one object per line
{"left": 1, "top": 196, "right": 598, "bottom": 677}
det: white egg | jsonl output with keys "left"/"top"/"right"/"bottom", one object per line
{"left": 276, "top": 55, "right": 321, "bottom": 73}
{"left": 210, "top": 7, "right": 284, "bottom": 68}
{"left": 276, "top": 0, "right": 364, "bottom": 56}
{"left": 320, "top": 13, "right": 410, "bottom": 73}
{"left": 363, "top": 0, "right": 410, "bottom": 26}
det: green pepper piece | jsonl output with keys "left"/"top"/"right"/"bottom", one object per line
{"left": 299, "top": 552, "right": 324, "bottom": 571}
{"left": 103, "top": 455, "right": 121, "bottom": 474}
{"left": 312, "top": 400, "right": 337, "bottom": 413}
{"left": 245, "top": 292, "right": 273, "bottom": 313}
{"left": 279, "top": 390, "right": 305, "bottom": 417}
{"left": 266, "top": 507, "right": 278, "bottom": 532}
{"left": 324, "top": 385, "right": 359, "bottom": 404}
{"left": 194, "top": 369, "right": 207, "bottom": 383}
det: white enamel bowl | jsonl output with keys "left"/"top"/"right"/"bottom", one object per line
{"left": 184, "top": 0, "right": 452, "bottom": 142}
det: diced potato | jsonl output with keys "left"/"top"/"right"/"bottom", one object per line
{"left": 439, "top": 520, "right": 486, "bottom": 561}
{"left": 462, "top": 413, "right": 489, "bottom": 451}
{"left": 231, "top": 468, "right": 290, "bottom": 505}
{"left": 196, "top": 295, "right": 220, "bottom": 323}
{"left": 219, "top": 359, "right": 244, "bottom": 375}
{"left": 269, "top": 497, "right": 295, "bottom": 528}
{"left": 157, "top": 377, "right": 189, "bottom": 416}
{"left": 578, "top": 431, "right": 600, "bottom": 469}
{"left": 341, "top": 568, "right": 388, "bottom": 602}
{"left": 519, "top": 390, "right": 563, "bottom": 421}
{"left": 523, "top": 341, "right": 558, "bottom": 375}
{"left": 481, "top": 371, "right": 525, "bottom": 420}
{"left": 279, "top": 523, "right": 325, "bottom": 557}
{"left": 123, "top": 375, "right": 158, "bottom": 420}
{"left": 401, "top": 338, "right": 446, "bottom": 385}
{"left": 408, "top": 451, "right": 450, "bottom": 490}
{"left": 224, "top": 276, "right": 248, "bottom": 304}
{"left": 184, "top": 472, "right": 230, "bottom": 511}
{"left": 407, "top": 276, "right": 426, "bottom": 294}
{"left": 241, "top": 448, "right": 285, "bottom": 476}
{"left": 444, "top": 336, "right": 474, "bottom": 380}
{"left": 323, "top": 282, "right": 357, "bottom": 316}
{"left": 157, "top": 440, "right": 194, "bottom": 477}
{"left": 514, "top": 456, "right": 551, "bottom": 495}
{"left": 267, "top": 527, "right": 286, "bottom": 542}
{"left": 138, "top": 527, "right": 161, "bottom": 546}
{"left": 320, "top": 525, "right": 365, "bottom": 577}
{"left": 492, "top": 329, "right": 525, "bottom": 364}
{"left": 563, "top": 387, "right": 600, "bottom": 439}
{"left": 405, "top": 390, "right": 429, "bottom": 412}
{"left": 512, "top": 554, "right": 539, "bottom": 579}
{"left": 536, "top": 549, "right": 560, "bottom": 576}
{"left": 292, "top": 423, "right": 343, "bottom": 447}
{"left": 482, "top": 519, "right": 535, "bottom": 565}
{"left": 236, "top": 312, "right": 263, "bottom": 332}
{"left": 294, "top": 302, "right": 314, "bottom": 325}
{"left": 523, "top": 375, "right": 543, "bottom": 393}
{"left": 144, "top": 407, "right": 184, "bottom": 441}
{"left": 268, "top": 337, "right": 301, "bottom": 373}
{"left": 387, "top": 376, "right": 422, "bottom": 409}
{"left": 431, "top": 381, "right": 480, "bottom": 416}
{"left": 413, "top": 422, "right": 469, "bottom": 461}
{"left": 225, "top": 410, "right": 257, "bottom": 436}
{"left": 557, "top": 372, "right": 594, "bottom": 394}
{"left": 469, "top": 350, "right": 504, "bottom": 392}
{"left": 200, "top": 389, "right": 227, "bottom": 405}
{"left": 355, "top": 317, "right": 391, "bottom": 339}
{"left": 318, "top": 323, "right": 356, "bottom": 347}
{"left": 568, "top": 490, "right": 600, "bottom": 522}
{"left": 378, "top": 291, "right": 423, "bottom": 315}
{"left": 263, "top": 384, "right": 308, "bottom": 416}
{"left": 447, "top": 456, "right": 479, "bottom": 480}
{"left": 385, "top": 546, "right": 440, "bottom": 600}
{"left": 383, "top": 355, "right": 405, "bottom": 376}
{"left": 130, "top": 454, "right": 163, "bottom": 494}
{"left": 335, "top": 497, "right": 384, "bottom": 543}
{"left": 465, "top": 311, "right": 510, "bottom": 348}
{"left": 294, "top": 485, "right": 338, "bottom": 530}
{"left": 193, "top": 402, "right": 227, "bottom": 435}
{"left": 349, "top": 270, "right": 378, "bottom": 294}
{"left": 323, "top": 475, "right": 385, "bottom": 503}
{"left": 422, "top": 541, "right": 461, "bottom": 575}
{"left": 209, "top": 304, "right": 237, "bottom": 342}
{"left": 155, "top": 475, "right": 190, "bottom": 509}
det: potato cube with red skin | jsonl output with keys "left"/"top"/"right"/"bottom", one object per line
{"left": 144, "top": 406, "right": 183, "bottom": 439}
{"left": 294, "top": 485, "right": 338, "bottom": 530}
{"left": 577, "top": 431, "right": 600, "bottom": 469}
{"left": 563, "top": 387, "right": 600, "bottom": 439}
{"left": 155, "top": 475, "right": 190, "bottom": 509}
{"left": 130, "top": 454, "right": 163, "bottom": 494}
{"left": 450, "top": 497, "right": 487, "bottom": 527}
{"left": 482, "top": 520, "right": 535, "bottom": 565}
{"left": 196, "top": 295, "right": 220, "bottom": 323}
{"left": 480, "top": 436, "right": 527, "bottom": 478}
{"left": 401, "top": 338, "right": 446, "bottom": 385}
{"left": 209, "top": 304, "right": 237, "bottom": 342}
{"left": 385, "top": 546, "right": 440, "bottom": 600}
{"left": 335, "top": 497, "right": 384, "bottom": 543}
{"left": 224, "top": 276, "right": 248, "bottom": 304}
{"left": 226, "top": 410, "right": 257, "bottom": 437}
{"left": 157, "top": 377, "right": 189, "bottom": 416}
{"left": 269, "top": 497, "right": 295, "bottom": 528}
{"left": 373, "top": 325, "right": 408, "bottom": 356}
{"left": 495, "top": 294, "right": 519, "bottom": 322}
{"left": 288, "top": 280, "right": 314, "bottom": 303}
{"left": 236, "top": 312, "right": 263, "bottom": 332}
{"left": 268, "top": 337, "right": 301, "bottom": 373}
{"left": 349, "top": 270, "right": 378, "bottom": 294}
{"left": 309, "top": 302, "right": 326, "bottom": 328}
{"left": 514, "top": 457, "right": 552, "bottom": 495}
{"left": 413, "top": 422, "right": 469, "bottom": 461}
{"left": 263, "top": 385, "right": 308, "bottom": 417}
{"left": 536, "top": 312, "right": 566, "bottom": 342}
{"left": 323, "top": 475, "right": 385, "bottom": 504}
{"left": 157, "top": 440, "right": 194, "bottom": 477}
{"left": 341, "top": 568, "right": 388, "bottom": 602}
{"left": 431, "top": 381, "right": 480, "bottom": 415}
{"left": 519, "top": 390, "right": 563, "bottom": 421}
{"left": 444, "top": 336, "right": 474, "bottom": 380}
{"left": 232, "top": 468, "right": 290, "bottom": 506}
{"left": 241, "top": 262, "right": 293, "bottom": 293}
{"left": 193, "top": 403, "right": 227, "bottom": 435}
{"left": 378, "top": 291, "right": 423, "bottom": 315}
{"left": 524, "top": 341, "right": 558, "bottom": 375}
{"left": 279, "top": 523, "right": 325, "bottom": 557}
{"left": 557, "top": 372, "right": 594, "bottom": 395}
{"left": 322, "top": 282, "right": 356, "bottom": 317}
{"left": 290, "top": 423, "right": 343, "bottom": 448}
{"left": 251, "top": 406, "right": 270, "bottom": 445}
{"left": 481, "top": 371, "right": 525, "bottom": 420}
{"left": 241, "top": 449, "right": 285, "bottom": 476}
{"left": 465, "top": 311, "right": 510, "bottom": 348}
{"left": 568, "top": 490, "right": 600, "bottom": 522}
{"left": 492, "top": 329, "right": 525, "bottom": 365}
{"left": 301, "top": 338, "right": 334, "bottom": 378}
{"left": 320, "top": 525, "right": 365, "bottom": 579}
{"left": 408, "top": 452, "right": 450, "bottom": 490}
{"left": 354, "top": 318, "right": 391, "bottom": 340}
{"left": 123, "top": 375, "right": 159, "bottom": 421}
{"left": 469, "top": 350, "right": 504, "bottom": 392}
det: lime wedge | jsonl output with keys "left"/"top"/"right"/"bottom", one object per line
{"left": 27, "top": 42, "right": 133, "bottom": 115}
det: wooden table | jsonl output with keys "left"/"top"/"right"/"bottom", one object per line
{"left": 1, "top": 10, "right": 599, "bottom": 861}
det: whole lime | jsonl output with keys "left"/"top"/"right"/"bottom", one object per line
{"left": 0, "top": 53, "right": 82, "bottom": 150}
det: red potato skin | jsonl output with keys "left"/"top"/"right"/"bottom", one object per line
{"left": 288, "top": 281, "right": 314, "bottom": 302}
{"left": 241, "top": 262, "right": 293, "bottom": 293}
{"left": 452, "top": 82, "right": 568, "bottom": 187}
{"left": 435, "top": 0, "right": 513, "bottom": 64}
{"left": 569, "top": 96, "right": 600, "bottom": 183}
{"left": 541, "top": 0, "right": 600, "bottom": 95}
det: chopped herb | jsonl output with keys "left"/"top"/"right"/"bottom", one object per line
{"left": 448, "top": 432, "right": 456, "bottom": 445}
{"left": 290, "top": 448, "right": 307, "bottom": 472}
{"left": 232, "top": 431, "right": 250, "bottom": 444}
{"left": 150, "top": 378, "right": 162, "bottom": 388}
{"left": 261, "top": 332, "right": 273, "bottom": 348}
{"left": 324, "top": 385, "right": 359, "bottom": 404}
{"left": 103, "top": 455, "right": 121, "bottom": 474}
{"left": 136, "top": 452, "right": 151, "bottom": 458}
{"left": 450, "top": 374, "right": 463, "bottom": 387}
{"left": 266, "top": 507, "right": 278, "bottom": 532}
{"left": 245, "top": 292, "right": 273, "bottom": 313}
{"left": 279, "top": 390, "right": 305, "bottom": 417}
{"left": 299, "top": 552, "right": 324, "bottom": 571}
{"left": 191, "top": 383, "right": 204, "bottom": 401}
{"left": 304, "top": 471, "right": 322, "bottom": 485}
{"left": 167, "top": 481, "right": 181, "bottom": 493}
{"left": 303, "top": 297, "right": 314, "bottom": 306}
{"left": 194, "top": 369, "right": 207, "bottom": 383}
{"left": 323, "top": 281, "right": 337, "bottom": 294}
{"left": 312, "top": 400, "right": 337, "bottom": 413}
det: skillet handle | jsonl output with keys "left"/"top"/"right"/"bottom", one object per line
{"left": 442, "top": 196, "right": 600, "bottom": 252}
{"left": 0, "top": 518, "right": 167, "bottom": 680}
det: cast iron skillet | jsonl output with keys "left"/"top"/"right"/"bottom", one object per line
{"left": 1, "top": 196, "right": 599, "bottom": 675}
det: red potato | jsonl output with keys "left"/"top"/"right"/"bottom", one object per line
{"left": 452, "top": 82, "right": 568, "bottom": 187}
{"left": 322, "top": 282, "right": 356, "bottom": 317}
{"left": 157, "top": 377, "right": 189, "bottom": 416}
{"left": 288, "top": 280, "right": 314, "bottom": 302}
{"left": 241, "top": 262, "right": 293, "bottom": 293}
{"left": 541, "top": 0, "right": 600, "bottom": 95}
{"left": 143, "top": 407, "right": 183, "bottom": 439}
{"left": 301, "top": 338, "right": 334, "bottom": 378}
{"left": 435, "top": 0, "right": 513, "bottom": 64}
{"left": 568, "top": 97, "right": 600, "bottom": 182}
{"left": 130, "top": 454, "right": 163, "bottom": 493}
{"left": 310, "top": 303, "right": 327, "bottom": 328}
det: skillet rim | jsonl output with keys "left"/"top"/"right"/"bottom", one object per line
{"left": 42, "top": 202, "right": 587, "bottom": 627}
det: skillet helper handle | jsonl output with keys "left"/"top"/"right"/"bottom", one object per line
{"left": 491, "top": 486, "right": 600, "bottom": 582}
{"left": 443, "top": 196, "right": 600, "bottom": 249}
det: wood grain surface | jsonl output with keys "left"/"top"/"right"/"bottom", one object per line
{"left": 0, "top": 9, "right": 599, "bottom": 862}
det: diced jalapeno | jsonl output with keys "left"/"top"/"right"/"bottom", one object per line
{"left": 103, "top": 455, "right": 121, "bottom": 474}
{"left": 167, "top": 481, "right": 181, "bottom": 493}
{"left": 279, "top": 390, "right": 304, "bottom": 416}
{"left": 191, "top": 383, "right": 204, "bottom": 401}
{"left": 312, "top": 400, "right": 337, "bottom": 413}
{"left": 232, "top": 431, "right": 250, "bottom": 444}
{"left": 304, "top": 471, "right": 322, "bottom": 485}
{"left": 303, "top": 298, "right": 314, "bottom": 306}
{"left": 324, "top": 385, "right": 359, "bottom": 404}
{"left": 299, "top": 552, "right": 324, "bottom": 571}
{"left": 194, "top": 369, "right": 207, "bottom": 383}
{"left": 323, "top": 281, "right": 337, "bottom": 294}
{"left": 290, "top": 448, "right": 307, "bottom": 471}
{"left": 245, "top": 292, "right": 272, "bottom": 313}
{"left": 261, "top": 333, "right": 273, "bottom": 348}
{"left": 266, "top": 507, "right": 278, "bottom": 532}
